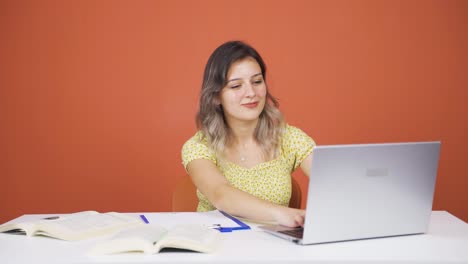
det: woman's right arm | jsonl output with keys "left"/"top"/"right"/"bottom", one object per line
{"left": 187, "top": 158, "right": 305, "bottom": 227}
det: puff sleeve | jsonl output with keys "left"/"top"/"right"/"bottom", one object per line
{"left": 282, "top": 125, "right": 315, "bottom": 171}
{"left": 181, "top": 131, "right": 217, "bottom": 170}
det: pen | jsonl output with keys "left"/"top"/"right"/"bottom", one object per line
{"left": 139, "top": 214, "right": 149, "bottom": 224}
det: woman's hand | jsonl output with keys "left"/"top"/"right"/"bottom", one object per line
{"left": 272, "top": 207, "right": 305, "bottom": 227}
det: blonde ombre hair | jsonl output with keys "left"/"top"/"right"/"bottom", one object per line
{"left": 196, "top": 41, "right": 285, "bottom": 160}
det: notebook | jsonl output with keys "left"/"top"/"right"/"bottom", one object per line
{"left": 259, "top": 141, "right": 441, "bottom": 245}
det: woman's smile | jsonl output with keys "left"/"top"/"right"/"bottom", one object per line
{"left": 242, "top": 101, "right": 259, "bottom": 108}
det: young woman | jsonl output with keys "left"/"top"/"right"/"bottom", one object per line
{"left": 182, "top": 41, "right": 315, "bottom": 227}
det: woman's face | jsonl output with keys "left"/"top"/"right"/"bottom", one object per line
{"left": 219, "top": 57, "right": 267, "bottom": 124}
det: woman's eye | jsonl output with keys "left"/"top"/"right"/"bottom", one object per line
{"left": 230, "top": 84, "right": 241, "bottom": 89}
{"left": 253, "top": 79, "right": 263, "bottom": 85}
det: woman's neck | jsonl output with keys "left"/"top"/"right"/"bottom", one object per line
{"left": 228, "top": 119, "right": 258, "bottom": 146}
{"left": 226, "top": 119, "right": 265, "bottom": 166}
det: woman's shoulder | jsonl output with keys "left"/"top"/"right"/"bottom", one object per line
{"left": 181, "top": 131, "right": 216, "bottom": 168}
{"left": 281, "top": 123, "right": 316, "bottom": 147}
{"left": 183, "top": 131, "right": 209, "bottom": 149}
{"left": 283, "top": 124, "right": 308, "bottom": 138}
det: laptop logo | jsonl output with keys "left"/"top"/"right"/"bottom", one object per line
{"left": 366, "top": 168, "right": 389, "bottom": 177}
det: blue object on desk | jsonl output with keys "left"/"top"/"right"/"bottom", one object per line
{"left": 215, "top": 211, "right": 251, "bottom": 232}
{"left": 139, "top": 214, "right": 149, "bottom": 224}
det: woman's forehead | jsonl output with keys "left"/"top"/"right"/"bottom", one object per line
{"left": 226, "top": 57, "right": 262, "bottom": 80}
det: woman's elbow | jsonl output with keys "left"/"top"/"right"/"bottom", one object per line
{"left": 209, "top": 184, "right": 231, "bottom": 210}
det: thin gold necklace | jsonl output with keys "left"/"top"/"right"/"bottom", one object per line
{"left": 237, "top": 144, "right": 247, "bottom": 163}
{"left": 240, "top": 155, "right": 246, "bottom": 162}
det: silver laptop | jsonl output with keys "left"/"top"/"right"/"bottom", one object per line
{"left": 260, "top": 141, "right": 440, "bottom": 245}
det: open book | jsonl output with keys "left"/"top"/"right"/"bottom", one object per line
{"left": 88, "top": 224, "right": 220, "bottom": 254}
{"left": 0, "top": 211, "right": 142, "bottom": 241}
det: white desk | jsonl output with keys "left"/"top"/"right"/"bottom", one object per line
{"left": 0, "top": 211, "right": 467, "bottom": 264}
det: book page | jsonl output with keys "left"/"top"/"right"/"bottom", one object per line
{"left": 0, "top": 221, "right": 35, "bottom": 236}
{"left": 36, "top": 212, "right": 142, "bottom": 240}
{"left": 0, "top": 211, "right": 98, "bottom": 236}
{"left": 156, "top": 225, "right": 220, "bottom": 253}
{"left": 110, "top": 225, "right": 167, "bottom": 244}
{"left": 88, "top": 225, "right": 168, "bottom": 255}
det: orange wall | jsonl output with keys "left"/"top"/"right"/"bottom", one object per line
{"left": 1, "top": 0, "right": 467, "bottom": 223}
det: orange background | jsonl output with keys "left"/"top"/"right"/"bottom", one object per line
{"left": 1, "top": 0, "right": 467, "bottom": 223}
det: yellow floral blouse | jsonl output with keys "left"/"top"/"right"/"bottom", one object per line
{"left": 181, "top": 124, "right": 315, "bottom": 211}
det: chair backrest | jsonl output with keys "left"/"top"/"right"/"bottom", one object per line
{"left": 289, "top": 176, "right": 302, "bottom": 209}
{"left": 172, "top": 176, "right": 303, "bottom": 212}
{"left": 172, "top": 177, "right": 199, "bottom": 212}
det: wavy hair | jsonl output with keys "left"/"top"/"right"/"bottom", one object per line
{"left": 196, "top": 40, "right": 285, "bottom": 160}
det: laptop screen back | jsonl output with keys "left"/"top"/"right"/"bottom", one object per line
{"left": 301, "top": 141, "right": 440, "bottom": 244}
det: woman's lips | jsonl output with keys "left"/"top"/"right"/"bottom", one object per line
{"left": 242, "top": 102, "right": 259, "bottom": 108}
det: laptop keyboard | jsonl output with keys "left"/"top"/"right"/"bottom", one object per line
{"left": 278, "top": 227, "right": 304, "bottom": 239}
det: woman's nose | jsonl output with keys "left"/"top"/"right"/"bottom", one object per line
{"left": 244, "top": 83, "right": 255, "bottom": 97}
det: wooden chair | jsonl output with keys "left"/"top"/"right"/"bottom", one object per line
{"left": 172, "top": 176, "right": 302, "bottom": 212}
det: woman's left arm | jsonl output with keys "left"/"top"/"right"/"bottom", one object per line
{"left": 300, "top": 152, "right": 313, "bottom": 178}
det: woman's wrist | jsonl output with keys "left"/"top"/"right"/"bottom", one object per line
{"left": 269, "top": 204, "right": 287, "bottom": 224}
